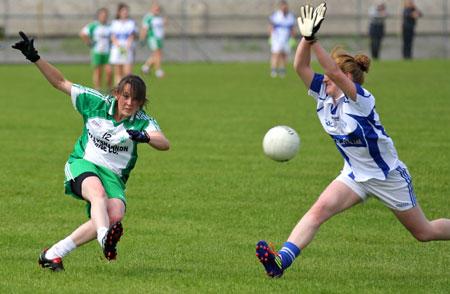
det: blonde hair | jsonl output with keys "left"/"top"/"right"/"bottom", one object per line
{"left": 331, "top": 46, "right": 371, "bottom": 85}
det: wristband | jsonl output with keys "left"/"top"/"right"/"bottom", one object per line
{"left": 308, "top": 38, "right": 318, "bottom": 45}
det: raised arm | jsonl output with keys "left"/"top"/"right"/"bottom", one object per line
{"left": 293, "top": 38, "right": 315, "bottom": 89}
{"left": 296, "top": 3, "right": 357, "bottom": 100}
{"left": 34, "top": 59, "right": 73, "bottom": 95}
{"left": 12, "top": 31, "right": 72, "bottom": 95}
{"left": 295, "top": 3, "right": 327, "bottom": 89}
{"left": 310, "top": 41, "right": 357, "bottom": 100}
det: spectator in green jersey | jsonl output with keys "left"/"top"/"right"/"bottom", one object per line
{"left": 140, "top": 3, "right": 168, "bottom": 78}
{"left": 79, "top": 8, "right": 113, "bottom": 91}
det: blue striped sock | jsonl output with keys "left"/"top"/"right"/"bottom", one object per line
{"left": 278, "top": 242, "right": 301, "bottom": 269}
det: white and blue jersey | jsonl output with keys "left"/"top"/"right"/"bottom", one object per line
{"left": 308, "top": 73, "right": 399, "bottom": 182}
{"left": 109, "top": 18, "right": 138, "bottom": 64}
{"left": 110, "top": 19, "right": 137, "bottom": 48}
{"left": 269, "top": 10, "right": 295, "bottom": 45}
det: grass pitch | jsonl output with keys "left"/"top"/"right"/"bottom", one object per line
{"left": 0, "top": 60, "right": 449, "bottom": 293}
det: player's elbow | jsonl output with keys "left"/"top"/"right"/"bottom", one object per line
{"left": 160, "top": 141, "right": 170, "bottom": 151}
{"left": 153, "top": 140, "right": 170, "bottom": 151}
{"left": 52, "top": 80, "right": 72, "bottom": 95}
{"left": 53, "top": 80, "right": 67, "bottom": 92}
{"left": 294, "top": 66, "right": 309, "bottom": 79}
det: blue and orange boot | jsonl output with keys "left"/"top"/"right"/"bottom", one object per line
{"left": 256, "top": 240, "right": 284, "bottom": 278}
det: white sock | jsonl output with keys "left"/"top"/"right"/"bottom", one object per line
{"left": 97, "top": 226, "right": 108, "bottom": 247}
{"left": 156, "top": 70, "right": 165, "bottom": 77}
{"left": 46, "top": 236, "right": 77, "bottom": 259}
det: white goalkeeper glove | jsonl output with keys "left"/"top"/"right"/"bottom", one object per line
{"left": 297, "top": 4, "right": 316, "bottom": 40}
{"left": 297, "top": 3, "right": 327, "bottom": 41}
{"left": 313, "top": 3, "right": 327, "bottom": 35}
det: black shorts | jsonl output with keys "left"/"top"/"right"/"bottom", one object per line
{"left": 70, "top": 172, "right": 101, "bottom": 198}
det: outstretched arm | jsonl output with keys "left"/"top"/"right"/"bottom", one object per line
{"left": 310, "top": 42, "right": 357, "bottom": 100}
{"left": 34, "top": 59, "right": 73, "bottom": 95}
{"left": 293, "top": 38, "right": 315, "bottom": 89}
{"left": 127, "top": 129, "right": 170, "bottom": 151}
{"left": 295, "top": 3, "right": 327, "bottom": 89}
{"left": 12, "top": 31, "right": 72, "bottom": 95}
{"left": 147, "top": 131, "right": 170, "bottom": 151}
{"left": 295, "top": 3, "right": 357, "bottom": 101}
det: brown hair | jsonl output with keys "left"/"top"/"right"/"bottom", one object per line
{"left": 115, "top": 75, "right": 148, "bottom": 108}
{"left": 97, "top": 7, "right": 108, "bottom": 16}
{"left": 331, "top": 46, "right": 371, "bottom": 85}
{"left": 116, "top": 3, "right": 129, "bottom": 19}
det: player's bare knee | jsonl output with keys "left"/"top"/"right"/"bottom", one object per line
{"left": 306, "top": 205, "right": 329, "bottom": 226}
{"left": 88, "top": 191, "right": 108, "bottom": 204}
{"left": 108, "top": 213, "right": 123, "bottom": 225}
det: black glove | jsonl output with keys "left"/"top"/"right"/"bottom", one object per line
{"left": 12, "top": 31, "right": 40, "bottom": 62}
{"left": 127, "top": 129, "right": 150, "bottom": 143}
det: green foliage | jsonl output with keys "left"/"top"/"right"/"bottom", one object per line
{"left": 0, "top": 60, "right": 449, "bottom": 293}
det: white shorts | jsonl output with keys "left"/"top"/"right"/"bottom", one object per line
{"left": 109, "top": 46, "right": 134, "bottom": 65}
{"left": 271, "top": 40, "right": 291, "bottom": 54}
{"left": 335, "top": 161, "right": 418, "bottom": 211}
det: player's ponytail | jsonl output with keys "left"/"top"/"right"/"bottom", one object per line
{"left": 355, "top": 54, "right": 371, "bottom": 73}
{"left": 331, "top": 46, "right": 371, "bottom": 85}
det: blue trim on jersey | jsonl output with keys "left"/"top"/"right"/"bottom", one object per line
{"left": 347, "top": 110, "right": 390, "bottom": 177}
{"left": 354, "top": 83, "right": 370, "bottom": 97}
{"left": 348, "top": 172, "right": 355, "bottom": 179}
{"left": 334, "top": 143, "right": 352, "bottom": 167}
{"left": 396, "top": 166, "right": 417, "bottom": 207}
{"left": 330, "top": 104, "right": 338, "bottom": 115}
{"left": 310, "top": 73, "right": 324, "bottom": 93}
{"left": 273, "top": 24, "right": 294, "bottom": 29}
{"left": 114, "top": 33, "right": 131, "bottom": 40}
{"left": 371, "top": 109, "right": 390, "bottom": 138}
{"left": 331, "top": 124, "right": 367, "bottom": 148}
{"left": 317, "top": 106, "right": 324, "bottom": 112}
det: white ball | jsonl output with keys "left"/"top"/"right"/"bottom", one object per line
{"left": 263, "top": 126, "right": 300, "bottom": 162}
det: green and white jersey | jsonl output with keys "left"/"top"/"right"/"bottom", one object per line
{"left": 69, "top": 84, "right": 161, "bottom": 183}
{"left": 81, "top": 21, "right": 111, "bottom": 54}
{"left": 142, "top": 13, "right": 165, "bottom": 39}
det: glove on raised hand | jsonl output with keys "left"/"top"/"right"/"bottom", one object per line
{"left": 312, "top": 3, "right": 327, "bottom": 37}
{"left": 12, "top": 31, "right": 40, "bottom": 62}
{"left": 297, "top": 5, "right": 317, "bottom": 40}
{"left": 297, "top": 3, "right": 327, "bottom": 41}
